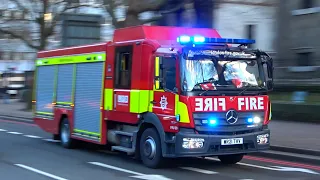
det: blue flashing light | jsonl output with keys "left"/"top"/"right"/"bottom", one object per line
{"left": 193, "top": 36, "right": 205, "bottom": 43}
{"left": 177, "top": 35, "right": 255, "bottom": 45}
{"left": 207, "top": 38, "right": 255, "bottom": 44}
{"left": 177, "top": 35, "right": 191, "bottom": 43}
{"left": 209, "top": 119, "right": 217, "bottom": 126}
{"left": 247, "top": 118, "right": 253, "bottom": 123}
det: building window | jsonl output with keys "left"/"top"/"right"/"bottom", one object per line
{"left": 301, "top": 0, "right": 313, "bottom": 9}
{"left": 245, "top": 24, "right": 256, "bottom": 48}
{"left": 114, "top": 45, "right": 133, "bottom": 89}
{"left": 297, "top": 52, "right": 312, "bottom": 66}
{"left": 3, "top": 52, "right": 11, "bottom": 60}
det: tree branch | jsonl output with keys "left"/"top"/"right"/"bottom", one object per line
{"left": 47, "top": 2, "right": 101, "bottom": 42}
{"left": 159, "top": 2, "right": 185, "bottom": 14}
{"left": 141, "top": 15, "right": 162, "bottom": 24}
{"left": 0, "top": 28, "right": 39, "bottom": 50}
{"left": 8, "top": 0, "right": 29, "bottom": 12}
{"left": 128, "top": 0, "right": 168, "bottom": 14}
{"left": 103, "top": 0, "right": 122, "bottom": 28}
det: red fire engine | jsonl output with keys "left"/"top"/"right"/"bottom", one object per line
{"left": 33, "top": 25, "right": 274, "bottom": 168}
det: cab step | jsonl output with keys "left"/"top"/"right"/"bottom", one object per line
{"left": 111, "top": 146, "right": 135, "bottom": 155}
{"left": 114, "top": 131, "right": 133, "bottom": 137}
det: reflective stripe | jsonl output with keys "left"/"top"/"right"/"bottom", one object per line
{"left": 53, "top": 66, "right": 58, "bottom": 102}
{"left": 103, "top": 88, "right": 191, "bottom": 123}
{"left": 100, "top": 60, "right": 106, "bottom": 143}
{"left": 149, "top": 90, "right": 154, "bottom": 112}
{"left": 36, "top": 52, "right": 106, "bottom": 66}
{"left": 130, "top": 90, "right": 150, "bottom": 113}
{"left": 36, "top": 112, "right": 53, "bottom": 115}
{"left": 74, "top": 129, "right": 100, "bottom": 136}
{"left": 176, "top": 101, "right": 190, "bottom": 123}
{"left": 56, "top": 102, "right": 73, "bottom": 105}
{"left": 269, "top": 103, "right": 272, "bottom": 120}
{"left": 174, "top": 95, "right": 179, "bottom": 115}
{"left": 71, "top": 64, "right": 77, "bottom": 103}
{"left": 155, "top": 57, "right": 160, "bottom": 76}
{"left": 104, "top": 89, "right": 114, "bottom": 110}
{"left": 32, "top": 68, "right": 38, "bottom": 116}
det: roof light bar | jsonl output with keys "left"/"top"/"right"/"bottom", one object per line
{"left": 207, "top": 38, "right": 255, "bottom": 44}
{"left": 177, "top": 35, "right": 255, "bottom": 45}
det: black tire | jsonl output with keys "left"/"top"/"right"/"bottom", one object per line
{"left": 139, "top": 128, "right": 164, "bottom": 168}
{"left": 60, "top": 118, "right": 76, "bottom": 149}
{"left": 53, "top": 134, "right": 60, "bottom": 140}
{"left": 218, "top": 154, "right": 244, "bottom": 164}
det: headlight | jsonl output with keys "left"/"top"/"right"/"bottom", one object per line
{"left": 182, "top": 138, "right": 204, "bottom": 149}
{"left": 253, "top": 117, "right": 261, "bottom": 123}
{"left": 247, "top": 116, "right": 261, "bottom": 124}
{"left": 257, "top": 134, "right": 269, "bottom": 144}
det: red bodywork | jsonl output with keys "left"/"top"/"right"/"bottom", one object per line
{"left": 34, "top": 25, "right": 271, "bottom": 145}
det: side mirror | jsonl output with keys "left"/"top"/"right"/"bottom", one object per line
{"left": 266, "top": 58, "right": 273, "bottom": 79}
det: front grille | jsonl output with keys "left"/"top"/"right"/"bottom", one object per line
{"left": 198, "top": 127, "right": 262, "bottom": 135}
{"left": 193, "top": 111, "right": 265, "bottom": 135}
{"left": 209, "top": 142, "right": 256, "bottom": 153}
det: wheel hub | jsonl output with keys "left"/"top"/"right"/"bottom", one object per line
{"left": 143, "top": 137, "right": 156, "bottom": 159}
{"left": 61, "top": 123, "right": 69, "bottom": 143}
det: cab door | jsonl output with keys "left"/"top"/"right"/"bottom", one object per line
{"left": 152, "top": 55, "right": 179, "bottom": 132}
{"left": 113, "top": 45, "right": 133, "bottom": 113}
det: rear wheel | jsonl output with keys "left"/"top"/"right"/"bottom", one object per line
{"left": 139, "top": 128, "right": 164, "bottom": 168}
{"left": 218, "top": 154, "right": 244, "bottom": 164}
{"left": 60, "top": 118, "right": 76, "bottom": 149}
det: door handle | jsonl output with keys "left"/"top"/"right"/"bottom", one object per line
{"left": 150, "top": 101, "right": 157, "bottom": 104}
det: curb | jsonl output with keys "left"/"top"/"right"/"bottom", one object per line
{"left": 0, "top": 115, "right": 33, "bottom": 123}
{"left": 270, "top": 145, "right": 320, "bottom": 157}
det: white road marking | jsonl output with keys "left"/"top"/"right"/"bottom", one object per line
{"left": 24, "top": 135, "right": 42, "bottom": 139}
{"left": 7, "top": 132, "right": 23, "bottom": 135}
{"left": 131, "top": 174, "right": 174, "bottom": 180}
{"left": 43, "top": 139, "right": 60, "bottom": 143}
{"left": 179, "top": 167, "right": 218, "bottom": 174}
{"left": 0, "top": 129, "right": 7, "bottom": 131}
{"left": 88, "top": 162, "right": 144, "bottom": 175}
{"left": 206, "top": 157, "right": 279, "bottom": 171}
{"left": 88, "top": 162, "right": 174, "bottom": 180}
{"left": 205, "top": 157, "right": 319, "bottom": 175}
{"left": 15, "top": 164, "right": 68, "bottom": 180}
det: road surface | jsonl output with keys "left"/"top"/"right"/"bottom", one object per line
{"left": 0, "top": 119, "right": 319, "bottom": 180}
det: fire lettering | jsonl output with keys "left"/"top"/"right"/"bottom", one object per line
{"left": 195, "top": 98, "right": 226, "bottom": 111}
{"left": 238, "top": 97, "right": 264, "bottom": 110}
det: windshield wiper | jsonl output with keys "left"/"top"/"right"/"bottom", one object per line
{"left": 238, "top": 83, "right": 264, "bottom": 95}
{"left": 199, "top": 89, "right": 210, "bottom": 96}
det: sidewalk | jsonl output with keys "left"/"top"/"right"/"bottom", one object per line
{"left": 0, "top": 101, "right": 319, "bottom": 152}
{"left": 269, "top": 120, "right": 320, "bottom": 151}
{"left": 0, "top": 100, "right": 32, "bottom": 119}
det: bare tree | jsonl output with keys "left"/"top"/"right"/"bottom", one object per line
{"left": 0, "top": 0, "right": 93, "bottom": 51}
{"left": 101, "top": 0, "right": 183, "bottom": 28}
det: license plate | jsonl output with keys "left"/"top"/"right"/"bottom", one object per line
{"left": 221, "top": 138, "right": 243, "bottom": 145}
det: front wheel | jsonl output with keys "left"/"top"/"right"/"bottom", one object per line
{"left": 139, "top": 128, "right": 164, "bottom": 168}
{"left": 218, "top": 154, "right": 244, "bottom": 164}
{"left": 60, "top": 118, "right": 76, "bottom": 149}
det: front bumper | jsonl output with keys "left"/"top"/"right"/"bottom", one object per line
{"left": 169, "top": 128, "right": 270, "bottom": 157}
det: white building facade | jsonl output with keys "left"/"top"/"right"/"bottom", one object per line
{"left": 215, "top": 1, "right": 277, "bottom": 55}
{"left": 0, "top": 0, "right": 277, "bottom": 73}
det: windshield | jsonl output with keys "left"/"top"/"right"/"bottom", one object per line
{"left": 180, "top": 50, "right": 265, "bottom": 92}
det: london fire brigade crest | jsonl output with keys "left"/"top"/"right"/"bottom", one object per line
{"left": 160, "top": 95, "right": 168, "bottom": 110}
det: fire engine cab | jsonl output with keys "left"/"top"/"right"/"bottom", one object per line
{"left": 33, "top": 25, "right": 274, "bottom": 168}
